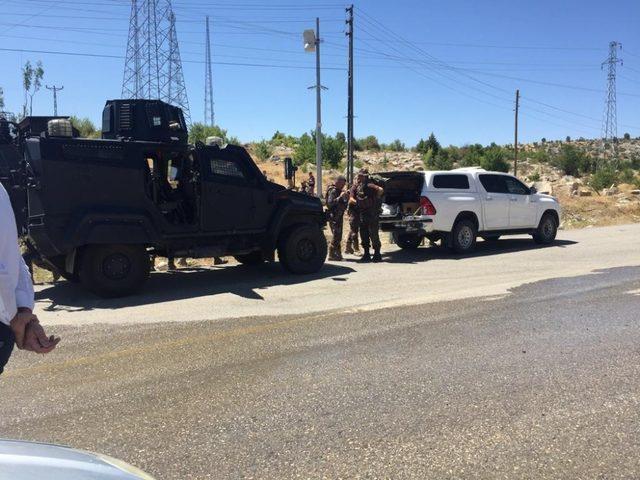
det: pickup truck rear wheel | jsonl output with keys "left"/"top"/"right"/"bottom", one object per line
{"left": 79, "top": 244, "right": 150, "bottom": 298}
{"left": 451, "top": 219, "right": 477, "bottom": 254}
{"left": 278, "top": 225, "right": 327, "bottom": 274}
{"left": 393, "top": 232, "right": 422, "bottom": 250}
{"left": 533, "top": 213, "right": 557, "bottom": 244}
{"left": 234, "top": 251, "right": 264, "bottom": 266}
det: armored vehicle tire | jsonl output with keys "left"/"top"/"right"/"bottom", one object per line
{"left": 79, "top": 244, "right": 150, "bottom": 298}
{"left": 278, "top": 224, "right": 327, "bottom": 275}
{"left": 234, "top": 251, "right": 264, "bottom": 266}
{"left": 450, "top": 219, "right": 477, "bottom": 254}
{"left": 533, "top": 213, "right": 558, "bottom": 245}
{"left": 393, "top": 232, "right": 422, "bottom": 250}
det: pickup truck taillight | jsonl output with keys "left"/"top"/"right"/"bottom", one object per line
{"left": 420, "top": 196, "right": 436, "bottom": 215}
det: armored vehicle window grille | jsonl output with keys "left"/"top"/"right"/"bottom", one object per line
{"left": 119, "top": 103, "right": 132, "bottom": 131}
{"left": 432, "top": 174, "right": 469, "bottom": 189}
{"left": 210, "top": 158, "right": 245, "bottom": 179}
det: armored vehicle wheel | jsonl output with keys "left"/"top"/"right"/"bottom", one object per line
{"left": 79, "top": 244, "right": 150, "bottom": 298}
{"left": 393, "top": 232, "right": 422, "bottom": 250}
{"left": 278, "top": 225, "right": 327, "bottom": 274}
{"left": 234, "top": 251, "right": 264, "bottom": 266}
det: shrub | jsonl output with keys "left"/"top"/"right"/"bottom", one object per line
{"left": 529, "top": 171, "right": 541, "bottom": 182}
{"left": 624, "top": 132, "right": 631, "bottom": 140}
{"left": 253, "top": 140, "right": 273, "bottom": 161}
{"left": 618, "top": 168, "right": 636, "bottom": 184}
{"left": 416, "top": 132, "right": 440, "bottom": 155}
{"left": 590, "top": 167, "right": 618, "bottom": 192}
{"left": 553, "top": 144, "right": 591, "bottom": 176}
{"left": 271, "top": 130, "right": 298, "bottom": 148}
{"left": 294, "top": 133, "right": 315, "bottom": 165}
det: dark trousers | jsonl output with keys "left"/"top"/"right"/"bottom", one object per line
{"left": 328, "top": 214, "right": 344, "bottom": 250}
{"left": 360, "top": 208, "right": 381, "bottom": 251}
{"left": 0, "top": 323, "right": 15, "bottom": 376}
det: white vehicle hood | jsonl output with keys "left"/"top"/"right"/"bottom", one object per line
{"left": 0, "top": 439, "right": 155, "bottom": 480}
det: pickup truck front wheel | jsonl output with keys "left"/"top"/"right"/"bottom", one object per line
{"left": 278, "top": 225, "right": 327, "bottom": 274}
{"left": 393, "top": 232, "right": 422, "bottom": 250}
{"left": 533, "top": 213, "right": 558, "bottom": 244}
{"left": 79, "top": 244, "right": 150, "bottom": 298}
{"left": 451, "top": 219, "right": 477, "bottom": 254}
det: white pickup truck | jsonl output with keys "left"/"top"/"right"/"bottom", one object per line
{"left": 379, "top": 168, "right": 561, "bottom": 253}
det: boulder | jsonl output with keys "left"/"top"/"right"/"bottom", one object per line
{"left": 578, "top": 189, "right": 592, "bottom": 197}
{"left": 631, "top": 190, "right": 640, "bottom": 195}
{"left": 602, "top": 186, "right": 619, "bottom": 196}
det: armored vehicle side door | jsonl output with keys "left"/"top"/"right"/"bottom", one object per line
{"left": 197, "top": 146, "right": 272, "bottom": 233}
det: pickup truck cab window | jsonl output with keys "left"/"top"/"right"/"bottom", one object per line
{"left": 432, "top": 174, "right": 470, "bottom": 189}
{"left": 505, "top": 176, "right": 530, "bottom": 195}
{"left": 478, "top": 174, "right": 508, "bottom": 194}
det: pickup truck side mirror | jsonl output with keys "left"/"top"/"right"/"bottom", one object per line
{"left": 529, "top": 186, "right": 537, "bottom": 194}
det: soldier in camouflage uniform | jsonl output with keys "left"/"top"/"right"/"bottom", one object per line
{"left": 325, "top": 175, "right": 349, "bottom": 261}
{"left": 349, "top": 168, "right": 385, "bottom": 263}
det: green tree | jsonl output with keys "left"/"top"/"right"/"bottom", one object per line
{"left": 69, "top": 116, "right": 100, "bottom": 138}
{"left": 22, "top": 60, "right": 44, "bottom": 117}
{"left": 189, "top": 123, "right": 234, "bottom": 145}
{"left": 417, "top": 132, "right": 440, "bottom": 155}
{"left": 293, "top": 131, "right": 345, "bottom": 168}
{"left": 623, "top": 132, "right": 631, "bottom": 140}
{"left": 359, "top": 135, "right": 380, "bottom": 151}
{"left": 424, "top": 148, "right": 453, "bottom": 170}
{"left": 459, "top": 144, "right": 484, "bottom": 167}
{"left": 480, "top": 146, "right": 510, "bottom": 172}
{"left": 388, "top": 139, "right": 406, "bottom": 152}
{"left": 271, "top": 130, "right": 298, "bottom": 148}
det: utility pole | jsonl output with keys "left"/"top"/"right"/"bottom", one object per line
{"left": 46, "top": 85, "right": 64, "bottom": 116}
{"left": 204, "top": 15, "right": 215, "bottom": 126}
{"left": 346, "top": 5, "right": 354, "bottom": 185}
{"left": 514, "top": 89, "right": 519, "bottom": 177}
{"left": 314, "top": 17, "right": 323, "bottom": 198}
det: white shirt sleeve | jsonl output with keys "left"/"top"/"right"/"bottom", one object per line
{"left": 15, "top": 255, "right": 34, "bottom": 312}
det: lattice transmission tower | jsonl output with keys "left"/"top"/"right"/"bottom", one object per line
{"left": 122, "top": 0, "right": 191, "bottom": 124}
{"left": 204, "top": 16, "right": 215, "bottom": 126}
{"left": 601, "top": 41, "right": 622, "bottom": 142}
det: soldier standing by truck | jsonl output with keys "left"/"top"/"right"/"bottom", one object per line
{"left": 325, "top": 175, "right": 349, "bottom": 261}
{"left": 350, "top": 169, "right": 385, "bottom": 263}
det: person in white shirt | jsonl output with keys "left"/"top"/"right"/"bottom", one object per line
{"left": 0, "top": 183, "right": 60, "bottom": 374}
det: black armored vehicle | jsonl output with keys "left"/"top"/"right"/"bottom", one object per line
{"left": 0, "top": 100, "right": 327, "bottom": 297}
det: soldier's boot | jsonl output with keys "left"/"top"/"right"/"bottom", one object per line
{"left": 168, "top": 258, "right": 177, "bottom": 271}
{"left": 345, "top": 239, "right": 355, "bottom": 255}
{"left": 353, "top": 237, "right": 361, "bottom": 252}
{"left": 328, "top": 246, "right": 341, "bottom": 261}
{"left": 335, "top": 246, "right": 343, "bottom": 261}
{"left": 358, "top": 249, "right": 371, "bottom": 263}
{"left": 372, "top": 249, "right": 383, "bottom": 263}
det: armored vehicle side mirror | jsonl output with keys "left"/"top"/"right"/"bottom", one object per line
{"left": 529, "top": 186, "right": 537, "bottom": 194}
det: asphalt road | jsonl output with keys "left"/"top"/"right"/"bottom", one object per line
{"left": 1, "top": 224, "right": 640, "bottom": 479}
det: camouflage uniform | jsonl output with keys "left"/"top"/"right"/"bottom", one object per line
{"left": 325, "top": 183, "right": 349, "bottom": 260}
{"left": 351, "top": 173, "right": 384, "bottom": 262}
{"left": 345, "top": 203, "right": 360, "bottom": 254}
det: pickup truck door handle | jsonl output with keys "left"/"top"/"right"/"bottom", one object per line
{"left": 510, "top": 197, "right": 519, "bottom": 202}
{"left": 485, "top": 196, "right": 493, "bottom": 201}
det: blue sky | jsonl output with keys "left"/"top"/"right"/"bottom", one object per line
{"left": 1, "top": 0, "right": 639, "bottom": 147}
